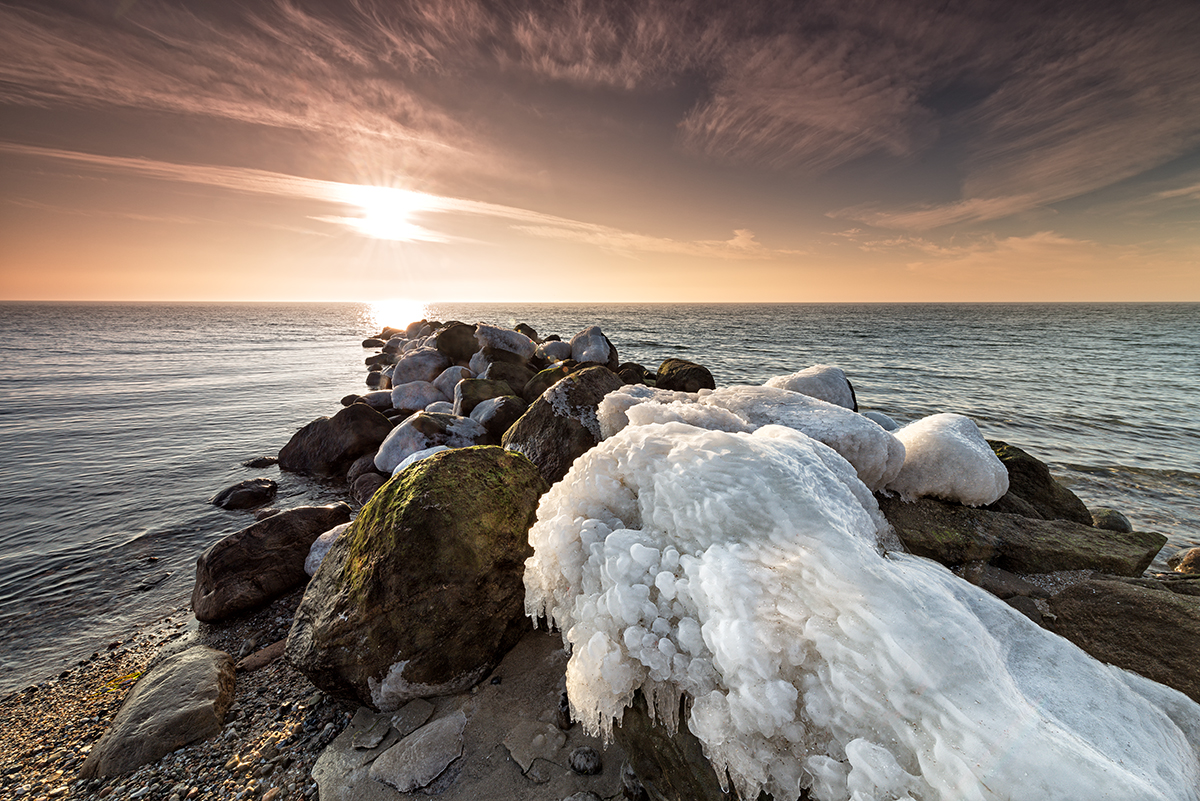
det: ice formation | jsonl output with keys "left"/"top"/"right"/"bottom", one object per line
{"left": 539, "top": 340, "right": 573, "bottom": 363}
{"left": 305, "top": 522, "right": 349, "bottom": 576}
{"left": 598, "top": 385, "right": 904, "bottom": 492}
{"left": 570, "top": 326, "right": 612, "bottom": 364}
{"left": 885, "top": 413, "right": 1009, "bottom": 506}
{"left": 474, "top": 323, "right": 536, "bottom": 360}
{"left": 391, "top": 445, "right": 450, "bottom": 476}
{"left": 523, "top": 422, "right": 1200, "bottom": 801}
{"left": 764, "top": 365, "right": 856, "bottom": 410}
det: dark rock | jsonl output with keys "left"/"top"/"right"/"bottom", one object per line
{"left": 341, "top": 394, "right": 362, "bottom": 407}
{"left": 192, "top": 503, "right": 352, "bottom": 621}
{"left": 241, "top": 456, "right": 279, "bottom": 469}
{"left": 515, "top": 323, "right": 538, "bottom": 341}
{"left": 279, "top": 404, "right": 394, "bottom": 478}
{"left": 956, "top": 561, "right": 1048, "bottom": 599}
{"left": 1091, "top": 507, "right": 1134, "bottom": 533}
{"left": 482, "top": 361, "right": 536, "bottom": 394}
{"left": 392, "top": 348, "right": 452, "bottom": 385}
{"left": 523, "top": 365, "right": 573, "bottom": 404}
{"left": 1004, "top": 595, "right": 1044, "bottom": 624}
{"left": 346, "top": 453, "right": 382, "bottom": 484}
{"left": 479, "top": 345, "right": 530, "bottom": 367}
{"left": 362, "top": 338, "right": 386, "bottom": 348}
{"left": 616, "top": 363, "right": 650, "bottom": 386}
{"left": 544, "top": 334, "right": 562, "bottom": 342}
{"left": 1169, "top": 547, "right": 1200, "bottom": 574}
{"left": 254, "top": 507, "right": 281, "bottom": 520}
{"left": 470, "top": 396, "right": 528, "bottom": 443}
{"left": 655, "top": 359, "right": 715, "bottom": 393}
{"left": 352, "top": 473, "right": 387, "bottom": 505}
{"left": 569, "top": 747, "right": 602, "bottom": 775}
{"left": 356, "top": 390, "right": 395, "bottom": 410}
{"left": 453, "top": 378, "right": 516, "bottom": 417}
{"left": 382, "top": 337, "right": 405, "bottom": 354}
{"left": 367, "top": 362, "right": 384, "bottom": 373}
{"left": 502, "top": 366, "right": 625, "bottom": 486}
{"left": 878, "top": 495, "right": 1166, "bottom": 576}
{"left": 373, "top": 411, "right": 487, "bottom": 473}
{"left": 365, "top": 372, "right": 387, "bottom": 389}
{"left": 614, "top": 693, "right": 733, "bottom": 801}
{"left": 210, "top": 478, "right": 277, "bottom": 510}
{"left": 984, "top": 441, "right": 1093, "bottom": 525}
{"left": 79, "top": 646, "right": 235, "bottom": 778}
{"left": 1050, "top": 577, "right": 1200, "bottom": 703}
{"left": 405, "top": 320, "right": 427, "bottom": 338}
{"left": 435, "top": 322, "right": 479, "bottom": 363}
{"left": 285, "top": 447, "right": 547, "bottom": 710}
{"left": 365, "top": 352, "right": 396, "bottom": 367}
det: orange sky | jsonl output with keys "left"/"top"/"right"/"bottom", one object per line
{"left": 1, "top": 0, "right": 1198, "bottom": 302}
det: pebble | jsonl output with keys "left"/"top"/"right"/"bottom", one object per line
{"left": 568, "top": 746, "right": 602, "bottom": 775}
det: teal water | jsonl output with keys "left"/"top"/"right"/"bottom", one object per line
{"left": 0, "top": 302, "right": 1197, "bottom": 695}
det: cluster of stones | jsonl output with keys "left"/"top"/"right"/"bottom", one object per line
{"left": 75, "top": 318, "right": 1200, "bottom": 801}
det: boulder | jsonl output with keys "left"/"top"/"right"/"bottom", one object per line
{"left": 382, "top": 337, "right": 405, "bottom": 354}
{"left": 362, "top": 338, "right": 387, "bottom": 348}
{"left": 481, "top": 361, "right": 536, "bottom": 394}
{"left": 306, "top": 522, "right": 350, "bottom": 577}
{"left": 655, "top": 359, "right": 715, "bottom": 393}
{"left": 985, "top": 441, "right": 1093, "bottom": 525}
{"left": 886, "top": 414, "right": 1008, "bottom": 507}
{"left": 515, "top": 323, "right": 539, "bottom": 342}
{"left": 433, "top": 366, "right": 473, "bottom": 402}
{"left": 365, "top": 372, "right": 387, "bottom": 390}
{"left": 373, "top": 412, "right": 488, "bottom": 473}
{"left": 453, "top": 378, "right": 516, "bottom": 417}
{"left": 365, "top": 352, "right": 397, "bottom": 367}
{"left": 1092, "top": 507, "right": 1134, "bottom": 533}
{"left": 878, "top": 495, "right": 1166, "bottom": 576}
{"left": 613, "top": 692, "right": 732, "bottom": 801}
{"left": 192, "top": 503, "right": 352, "bottom": 621}
{"left": 285, "top": 447, "right": 547, "bottom": 710}
{"left": 434, "top": 322, "right": 479, "bottom": 363}
{"left": 1050, "top": 577, "right": 1200, "bottom": 703}
{"left": 470, "top": 396, "right": 528, "bottom": 443}
{"left": 209, "top": 478, "right": 276, "bottom": 510}
{"left": 502, "top": 366, "right": 625, "bottom": 486}
{"left": 353, "top": 473, "right": 388, "bottom": 505}
{"left": 1169, "top": 547, "right": 1200, "bottom": 574}
{"left": 278, "top": 404, "right": 394, "bottom": 478}
{"left": 538, "top": 341, "right": 573, "bottom": 363}
{"left": 391, "top": 381, "right": 448, "bottom": 413}
{"left": 391, "top": 348, "right": 452, "bottom": 385}
{"left": 569, "top": 327, "right": 619, "bottom": 370}
{"left": 241, "top": 455, "right": 279, "bottom": 468}
{"left": 356, "top": 390, "right": 395, "bottom": 411}
{"left": 346, "top": 453, "right": 382, "bottom": 484}
{"left": 474, "top": 323, "right": 536, "bottom": 361}
{"left": 523, "top": 365, "right": 572, "bottom": 404}
{"left": 764, "top": 364, "right": 857, "bottom": 411}
{"left": 616, "top": 362, "right": 650, "bottom": 386}
{"left": 79, "top": 646, "right": 235, "bottom": 778}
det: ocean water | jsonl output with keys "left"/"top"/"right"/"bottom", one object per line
{"left": 0, "top": 301, "right": 1197, "bottom": 696}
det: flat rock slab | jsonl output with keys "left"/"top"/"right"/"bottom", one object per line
{"left": 311, "top": 628, "right": 626, "bottom": 801}
{"left": 369, "top": 711, "right": 467, "bottom": 792}
{"left": 235, "top": 639, "right": 286, "bottom": 672}
{"left": 80, "top": 645, "right": 235, "bottom": 778}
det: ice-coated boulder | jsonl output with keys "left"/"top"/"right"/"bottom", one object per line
{"left": 305, "top": 522, "right": 350, "bottom": 577}
{"left": 391, "top": 445, "right": 450, "bottom": 477}
{"left": 655, "top": 359, "right": 715, "bottom": 393}
{"left": 390, "top": 381, "right": 448, "bottom": 413}
{"left": 764, "top": 364, "right": 857, "bottom": 411}
{"left": 192, "top": 503, "right": 351, "bottom": 621}
{"left": 373, "top": 412, "right": 488, "bottom": 474}
{"left": 424, "top": 400, "right": 453, "bottom": 414}
{"left": 886, "top": 413, "right": 1008, "bottom": 506}
{"left": 523, "top": 421, "right": 1200, "bottom": 801}
{"left": 278, "top": 404, "right": 394, "bottom": 478}
{"left": 538, "top": 340, "right": 573, "bottom": 363}
{"left": 569, "top": 326, "right": 618, "bottom": 369}
{"left": 474, "top": 323, "right": 536, "bottom": 361}
{"left": 285, "top": 447, "right": 547, "bottom": 710}
{"left": 391, "top": 347, "right": 452, "bottom": 385}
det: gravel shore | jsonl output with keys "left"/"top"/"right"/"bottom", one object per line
{"left": 1, "top": 589, "right": 352, "bottom": 801}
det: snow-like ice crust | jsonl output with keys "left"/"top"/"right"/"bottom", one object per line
{"left": 570, "top": 326, "right": 612, "bottom": 364}
{"left": 598, "top": 385, "right": 905, "bottom": 492}
{"left": 305, "top": 522, "right": 349, "bottom": 576}
{"left": 523, "top": 422, "right": 1200, "bottom": 801}
{"left": 886, "top": 413, "right": 1009, "bottom": 506}
{"left": 391, "top": 445, "right": 450, "bottom": 476}
{"left": 539, "top": 340, "right": 573, "bottom": 363}
{"left": 474, "top": 323, "right": 536, "bottom": 360}
{"left": 764, "top": 364, "right": 856, "bottom": 409}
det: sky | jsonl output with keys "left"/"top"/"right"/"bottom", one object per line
{"left": 1, "top": 0, "right": 1198, "bottom": 303}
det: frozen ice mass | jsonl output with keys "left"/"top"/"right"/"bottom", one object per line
{"left": 524, "top": 417, "right": 1200, "bottom": 801}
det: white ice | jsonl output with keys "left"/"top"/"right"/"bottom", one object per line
{"left": 885, "top": 413, "right": 1009, "bottom": 506}
{"left": 764, "top": 365, "right": 856, "bottom": 410}
{"left": 391, "top": 445, "right": 450, "bottom": 477}
{"left": 474, "top": 323, "right": 536, "bottom": 360}
{"left": 539, "top": 340, "right": 573, "bottom": 363}
{"left": 524, "top": 422, "right": 1200, "bottom": 801}
{"left": 373, "top": 413, "right": 485, "bottom": 473}
{"left": 570, "top": 326, "right": 612, "bottom": 364}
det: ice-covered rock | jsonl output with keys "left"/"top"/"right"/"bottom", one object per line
{"left": 374, "top": 412, "right": 488, "bottom": 474}
{"left": 539, "top": 340, "right": 573, "bottom": 363}
{"left": 764, "top": 364, "right": 857, "bottom": 410}
{"left": 886, "top": 413, "right": 1009, "bottom": 506}
{"left": 424, "top": 401, "right": 453, "bottom": 415}
{"left": 391, "top": 348, "right": 452, "bottom": 385}
{"left": 570, "top": 326, "right": 618, "bottom": 368}
{"left": 390, "top": 381, "right": 448, "bottom": 412}
{"left": 432, "top": 366, "right": 473, "bottom": 403}
{"left": 474, "top": 323, "right": 536, "bottom": 361}
{"left": 305, "top": 522, "right": 350, "bottom": 577}
{"left": 523, "top": 422, "right": 1200, "bottom": 801}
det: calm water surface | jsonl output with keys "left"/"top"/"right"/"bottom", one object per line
{"left": 0, "top": 302, "right": 1197, "bottom": 695}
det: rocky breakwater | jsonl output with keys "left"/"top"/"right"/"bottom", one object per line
{"left": 49, "top": 316, "right": 1200, "bottom": 801}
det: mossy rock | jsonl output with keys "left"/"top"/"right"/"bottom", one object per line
{"left": 984, "top": 441, "right": 1092, "bottom": 525}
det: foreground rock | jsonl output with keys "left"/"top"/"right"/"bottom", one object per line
{"left": 278, "top": 404, "right": 394, "bottom": 477}
{"left": 985, "top": 440, "right": 1093, "bottom": 524}
{"left": 192, "top": 504, "right": 352, "bottom": 621}
{"left": 879, "top": 495, "right": 1166, "bottom": 575}
{"left": 1050, "top": 577, "right": 1200, "bottom": 703}
{"left": 79, "top": 646, "right": 235, "bottom": 778}
{"left": 209, "top": 478, "right": 277, "bottom": 510}
{"left": 655, "top": 358, "right": 715, "bottom": 393}
{"left": 614, "top": 693, "right": 735, "bottom": 801}
{"left": 502, "top": 366, "right": 625, "bottom": 486}
{"left": 286, "top": 447, "right": 547, "bottom": 710}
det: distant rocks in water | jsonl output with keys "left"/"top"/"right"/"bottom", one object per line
{"left": 79, "top": 645, "right": 235, "bottom": 778}
{"left": 1169, "top": 547, "right": 1200, "bottom": 574}
{"left": 764, "top": 364, "right": 857, "bottom": 411}
{"left": 362, "top": 337, "right": 386, "bottom": 348}
{"left": 210, "top": 477, "right": 277, "bottom": 510}
{"left": 1092, "top": 506, "right": 1134, "bottom": 533}
{"left": 285, "top": 447, "right": 547, "bottom": 710}
{"left": 654, "top": 358, "right": 715, "bottom": 393}
{"left": 241, "top": 455, "right": 279, "bottom": 469}
{"left": 278, "top": 403, "right": 394, "bottom": 478}
{"left": 192, "top": 503, "right": 352, "bottom": 621}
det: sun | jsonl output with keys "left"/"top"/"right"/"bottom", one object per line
{"left": 368, "top": 298, "right": 432, "bottom": 332}
{"left": 337, "top": 184, "right": 442, "bottom": 242}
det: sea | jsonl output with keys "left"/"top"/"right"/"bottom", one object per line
{"left": 0, "top": 302, "right": 1197, "bottom": 697}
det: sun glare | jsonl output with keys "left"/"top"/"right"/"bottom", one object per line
{"left": 369, "top": 298, "right": 431, "bottom": 332}
{"left": 338, "top": 184, "right": 441, "bottom": 242}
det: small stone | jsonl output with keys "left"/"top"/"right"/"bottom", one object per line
{"left": 262, "top": 788, "right": 280, "bottom": 801}
{"left": 391, "top": 698, "right": 436, "bottom": 739}
{"left": 1092, "top": 507, "right": 1134, "bottom": 533}
{"left": 368, "top": 712, "right": 467, "bottom": 793}
{"left": 1168, "top": 547, "right": 1200, "bottom": 574}
{"left": 568, "top": 746, "right": 602, "bottom": 775}
{"left": 555, "top": 690, "right": 572, "bottom": 730}
{"left": 502, "top": 721, "right": 567, "bottom": 772}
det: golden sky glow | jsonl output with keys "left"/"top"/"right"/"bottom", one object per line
{"left": 1, "top": 0, "right": 1198, "bottom": 302}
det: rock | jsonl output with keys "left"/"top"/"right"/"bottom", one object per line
{"left": 515, "top": 323, "right": 539, "bottom": 341}
{"left": 236, "top": 639, "right": 287, "bottom": 672}
{"left": 475, "top": 323, "right": 537, "bottom": 361}
{"left": 878, "top": 495, "right": 1166, "bottom": 576}
{"left": 616, "top": 362, "right": 650, "bottom": 385}
{"left": 79, "top": 646, "right": 235, "bottom": 778}
{"left": 470, "top": 396, "right": 528, "bottom": 443}
{"left": 1004, "top": 595, "right": 1044, "bottom": 624}
{"left": 209, "top": 478, "right": 277, "bottom": 510}
{"left": 482, "top": 361, "right": 536, "bottom": 394}
{"left": 453, "top": 378, "right": 516, "bottom": 417}
{"left": 350, "top": 708, "right": 394, "bottom": 751}
{"left": 1050, "top": 577, "right": 1200, "bottom": 703}
{"left": 373, "top": 412, "right": 488, "bottom": 473}
{"left": 391, "top": 381, "right": 448, "bottom": 413}
{"left": 365, "top": 352, "right": 396, "bottom": 367}
{"left": 956, "top": 561, "right": 1048, "bottom": 599}
{"left": 405, "top": 320, "right": 427, "bottom": 338}
{"left": 985, "top": 441, "right": 1093, "bottom": 524}
{"left": 523, "top": 365, "right": 573, "bottom": 404}
{"left": 569, "top": 327, "right": 619, "bottom": 370}
{"left": 764, "top": 364, "right": 857, "bottom": 410}
{"left": 391, "top": 348, "right": 452, "bottom": 385}
{"left": 278, "top": 404, "right": 394, "bottom": 478}
{"left": 568, "top": 747, "right": 602, "bottom": 775}
{"left": 365, "top": 371, "right": 387, "bottom": 390}
{"left": 346, "top": 453, "right": 381, "bottom": 484}
{"left": 655, "top": 359, "right": 715, "bottom": 393}
{"left": 434, "top": 322, "right": 479, "bottom": 363}
{"left": 362, "top": 338, "right": 386, "bottom": 348}
{"left": 392, "top": 699, "right": 436, "bottom": 738}
{"left": 285, "top": 447, "right": 547, "bottom": 710}
{"left": 356, "top": 390, "right": 395, "bottom": 411}
{"left": 192, "top": 503, "right": 352, "bottom": 621}
{"left": 382, "top": 337, "right": 405, "bottom": 354}
{"left": 503, "top": 720, "right": 567, "bottom": 772}
{"left": 886, "top": 414, "right": 1008, "bottom": 506}
{"left": 538, "top": 341, "right": 573, "bottom": 363}
{"left": 502, "top": 366, "right": 625, "bottom": 486}
{"left": 306, "top": 522, "right": 350, "bottom": 576}
{"left": 1169, "top": 547, "right": 1200, "bottom": 574}
{"left": 433, "top": 366, "right": 473, "bottom": 401}
{"left": 241, "top": 456, "right": 278, "bottom": 468}
{"left": 391, "top": 445, "right": 451, "bottom": 476}
{"left": 369, "top": 713, "right": 467, "bottom": 794}
{"left": 425, "top": 400, "right": 454, "bottom": 415}
{"left": 614, "top": 692, "right": 731, "bottom": 801}
{"left": 1092, "top": 507, "right": 1134, "bottom": 533}
{"left": 353, "top": 473, "right": 388, "bottom": 505}
{"left": 861, "top": 410, "right": 899, "bottom": 430}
